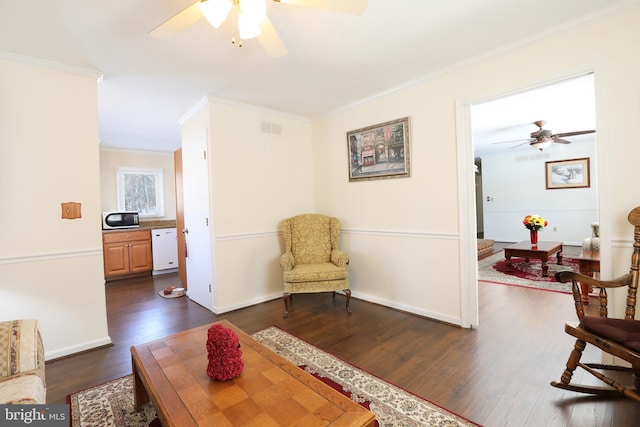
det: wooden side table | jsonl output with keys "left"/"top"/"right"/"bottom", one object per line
{"left": 574, "top": 249, "right": 600, "bottom": 304}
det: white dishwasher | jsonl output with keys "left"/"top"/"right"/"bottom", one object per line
{"left": 152, "top": 228, "right": 178, "bottom": 275}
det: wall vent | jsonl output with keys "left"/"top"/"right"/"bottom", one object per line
{"left": 261, "top": 121, "right": 282, "bottom": 135}
{"left": 514, "top": 152, "right": 550, "bottom": 162}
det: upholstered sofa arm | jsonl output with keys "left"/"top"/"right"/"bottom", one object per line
{"left": 280, "top": 252, "right": 295, "bottom": 271}
{"left": 0, "top": 319, "right": 46, "bottom": 404}
{"left": 331, "top": 249, "right": 349, "bottom": 267}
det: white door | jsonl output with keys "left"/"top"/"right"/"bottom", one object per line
{"left": 182, "top": 132, "right": 214, "bottom": 311}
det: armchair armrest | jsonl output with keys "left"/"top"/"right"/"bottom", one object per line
{"left": 280, "top": 252, "right": 295, "bottom": 271}
{"left": 555, "top": 271, "right": 633, "bottom": 289}
{"left": 331, "top": 249, "right": 349, "bottom": 267}
{"left": 555, "top": 271, "right": 634, "bottom": 320}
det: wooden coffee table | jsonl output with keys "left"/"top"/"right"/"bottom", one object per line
{"left": 131, "top": 320, "right": 376, "bottom": 427}
{"left": 504, "top": 241, "right": 563, "bottom": 277}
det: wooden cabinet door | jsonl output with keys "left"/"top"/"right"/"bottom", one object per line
{"left": 103, "top": 230, "right": 152, "bottom": 279}
{"left": 128, "top": 240, "right": 153, "bottom": 273}
{"left": 104, "top": 242, "right": 130, "bottom": 276}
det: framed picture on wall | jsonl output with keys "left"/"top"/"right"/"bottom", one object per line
{"left": 545, "top": 157, "right": 590, "bottom": 189}
{"left": 347, "top": 117, "right": 410, "bottom": 182}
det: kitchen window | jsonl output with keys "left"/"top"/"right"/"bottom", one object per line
{"left": 117, "top": 167, "right": 164, "bottom": 217}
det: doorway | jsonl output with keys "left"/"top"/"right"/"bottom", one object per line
{"left": 457, "top": 71, "right": 601, "bottom": 327}
{"left": 472, "top": 74, "right": 597, "bottom": 248}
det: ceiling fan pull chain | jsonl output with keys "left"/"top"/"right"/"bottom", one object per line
{"left": 231, "top": 7, "right": 243, "bottom": 47}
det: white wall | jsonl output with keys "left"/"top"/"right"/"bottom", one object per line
{"left": 0, "top": 55, "right": 110, "bottom": 359}
{"left": 312, "top": 2, "right": 640, "bottom": 324}
{"left": 180, "top": 97, "right": 314, "bottom": 313}
{"left": 481, "top": 136, "right": 598, "bottom": 244}
{"left": 312, "top": 99, "right": 464, "bottom": 324}
{"left": 175, "top": 4, "right": 640, "bottom": 326}
{"left": 99, "top": 148, "right": 177, "bottom": 220}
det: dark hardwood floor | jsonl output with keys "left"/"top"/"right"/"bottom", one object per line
{"left": 46, "top": 272, "right": 640, "bottom": 426}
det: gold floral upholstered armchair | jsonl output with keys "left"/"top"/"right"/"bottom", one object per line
{"left": 280, "top": 214, "right": 351, "bottom": 318}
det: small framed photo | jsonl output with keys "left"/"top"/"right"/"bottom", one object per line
{"left": 347, "top": 117, "right": 410, "bottom": 182}
{"left": 545, "top": 157, "right": 590, "bottom": 189}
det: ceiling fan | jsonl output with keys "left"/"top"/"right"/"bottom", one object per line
{"left": 149, "top": 0, "right": 368, "bottom": 58}
{"left": 493, "top": 120, "right": 596, "bottom": 151}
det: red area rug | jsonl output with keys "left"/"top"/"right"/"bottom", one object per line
{"left": 492, "top": 256, "right": 579, "bottom": 282}
{"left": 478, "top": 250, "right": 579, "bottom": 293}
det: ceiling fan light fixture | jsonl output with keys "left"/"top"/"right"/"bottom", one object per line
{"left": 200, "top": 0, "right": 233, "bottom": 28}
{"left": 238, "top": 12, "right": 262, "bottom": 39}
{"left": 530, "top": 139, "right": 552, "bottom": 151}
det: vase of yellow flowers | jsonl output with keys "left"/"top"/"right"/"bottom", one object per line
{"left": 523, "top": 215, "right": 548, "bottom": 246}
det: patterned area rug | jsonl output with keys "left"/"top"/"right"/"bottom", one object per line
{"left": 68, "top": 327, "right": 479, "bottom": 427}
{"left": 478, "top": 250, "right": 579, "bottom": 293}
{"left": 253, "top": 327, "right": 479, "bottom": 427}
{"left": 67, "top": 376, "right": 157, "bottom": 427}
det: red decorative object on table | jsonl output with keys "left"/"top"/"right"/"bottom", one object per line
{"left": 530, "top": 230, "right": 538, "bottom": 246}
{"left": 206, "top": 323, "right": 244, "bottom": 381}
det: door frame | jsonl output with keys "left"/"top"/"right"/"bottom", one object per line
{"left": 455, "top": 65, "right": 612, "bottom": 328}
{"left": 174, "top": 148, "right": 187, "bottom": 288}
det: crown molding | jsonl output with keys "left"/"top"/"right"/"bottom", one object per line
{"left": 98, "top": 145, "right": 175, "bottom": 156}
{"left": 323, "top": 0, "right": 640, "bottom": 118}
{"left": 178, "top": 94, "right": 312, "bottom": 126}
{"left": 0, "top": 49, "right": 102, "bottom": 80}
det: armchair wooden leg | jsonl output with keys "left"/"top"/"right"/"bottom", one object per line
{"left": 345, "top": 289, "right": 352, "bottom": 315}
{"left": 282, "top": 293, "right": 291, "bottom": 318}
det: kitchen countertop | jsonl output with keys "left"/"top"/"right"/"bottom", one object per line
{"left": 102, "top": 220, "right": 177, "bottom": 233}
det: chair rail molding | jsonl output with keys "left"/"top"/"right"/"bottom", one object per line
{"left": 342, "top": 228, "right": 459, "bottom": 240}
{"left": 0, "top": 248, "right": 103, "bottom": 265}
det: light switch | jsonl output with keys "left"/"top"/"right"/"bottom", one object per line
{"left": 61, "top": 202, "right": 81, "bottom": 219}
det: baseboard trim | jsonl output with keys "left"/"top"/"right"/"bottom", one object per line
{"left": 350, "top": 291, "right": 463, "bottom": 327}
{"left": 44, "top": 336, "right": 113, "bottom": 361}
{"left": 212, "top": 292, "right": 283, "bottom": 315}
{"left": 209, "top": 290, "right": 463, "bottom": 327}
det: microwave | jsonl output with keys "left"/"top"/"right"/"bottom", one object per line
{"left": 102, "top": 211, "right": 140, "bottom": 229}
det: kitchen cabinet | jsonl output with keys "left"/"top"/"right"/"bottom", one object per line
{"left": 103, "top": 229, "right": 152, "bottom": 279}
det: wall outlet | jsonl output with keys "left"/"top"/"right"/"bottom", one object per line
{"left": 553, "top": 226, "right": 558, "bottom": 232}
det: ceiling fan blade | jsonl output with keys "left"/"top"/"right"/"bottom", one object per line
{"left": 491, "top": 138, "right": 531, "bottom": 145}
{"left": 257, "top": 17, "right": 288, "bottom": 58}
{"left": 149, "top": 1, "right": 203, "bottom": 39}
{"left": 553, "top": 129, "right": 596, "bottom": 137}
{"left": 509, "top": 141, "right": 533, "bottom": 149}
{"left": 274, "top": 0, "right": 367, "bottom": 15}
{"left": 552, "top": 138, "right": 572, "bottom": 144}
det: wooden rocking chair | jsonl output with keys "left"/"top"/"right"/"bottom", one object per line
{"left": 551, "top": 206, "right": 640, "bottom": 401}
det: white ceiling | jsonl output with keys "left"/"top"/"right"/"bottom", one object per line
{"left": 0, "top": 0, "right": 625, "bottom": 152}
{"left": 472, "top": 73, "right": 596, "bottom": 157}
